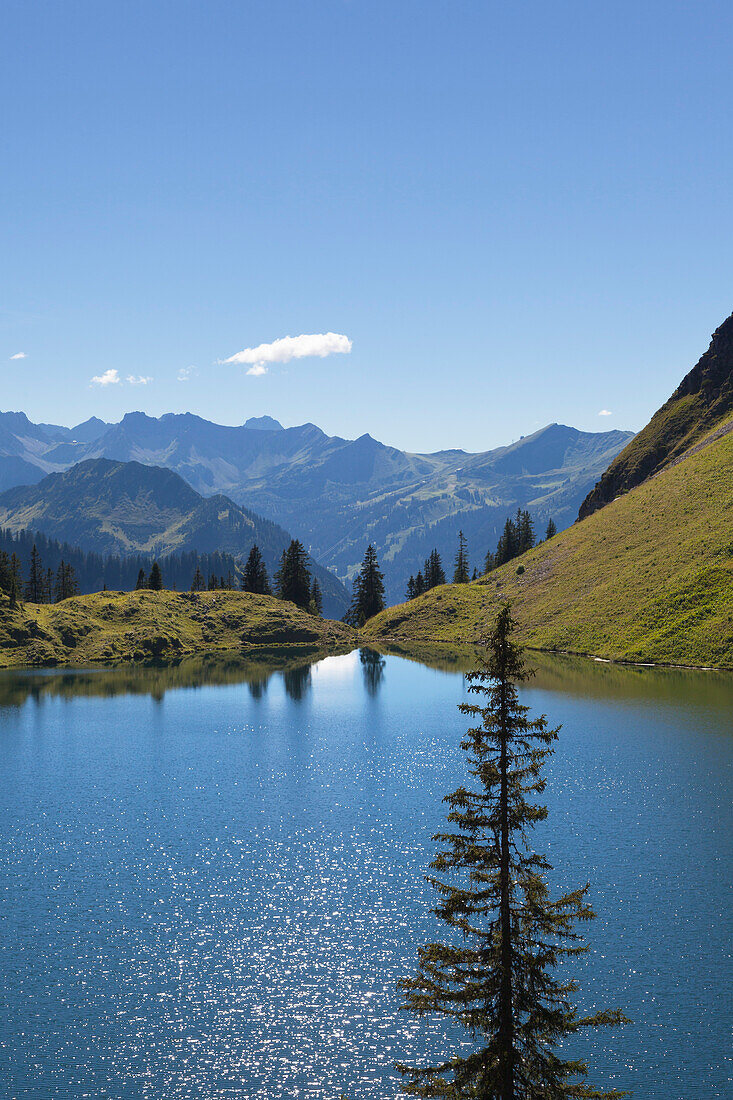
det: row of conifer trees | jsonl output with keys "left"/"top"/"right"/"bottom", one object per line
{"left": 0, "top": 536, "right": 326, "bottom": 617}
{"left": 405, "top": 512, "right": 557, "bottom": 600}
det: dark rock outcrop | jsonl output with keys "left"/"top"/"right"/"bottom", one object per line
{"left": 579, "top": 311, "right": 733, "bottom": 519}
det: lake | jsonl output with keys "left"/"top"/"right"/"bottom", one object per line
{"left": 0, "top": 650, "right": 730, "bottom": 1098}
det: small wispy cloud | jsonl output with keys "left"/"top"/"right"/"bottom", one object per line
{"left": 598, "top": 409, "right": 612, "bottom": 416}
{"left": 10, "top": 352, "right": 26, "bottom": 360}
{"left": 127, "top": 375, "right": 152, "bottom": 385}
{"left": 91, "top": 369, "right": 121, "bottom": 386}
{"left": 177, "top": 366, "right": 197, "bottom": 382}
{"left": 223, "top": 332, "right": 352, "bottom": 377}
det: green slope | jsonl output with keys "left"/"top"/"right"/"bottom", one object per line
{"left": 0, "top": 589, "right": 355, "bottom": 668}
{"left": 363, "top": 416, "right": 733, "bottom": 668}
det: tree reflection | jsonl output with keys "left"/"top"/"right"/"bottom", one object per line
{"left": 282, "top": 664, "right": 312, "bottom": 701}
{"left": 359, "top": 647, "right": 386, "bottom": 697}
{"left": 247, "top": 676, "right": 270, "bottom": 700}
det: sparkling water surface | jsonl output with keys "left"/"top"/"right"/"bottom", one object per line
{"left": 0, "top": 650, "right": 730, "bottom": 1099}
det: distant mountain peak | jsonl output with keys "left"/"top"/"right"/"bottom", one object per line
{"left": 244, "top": 415, "right": 283, "bottom": 432}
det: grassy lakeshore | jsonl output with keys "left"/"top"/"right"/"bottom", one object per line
{"left": 363, "top": 419, "right": 733, "bottom": 669}
{"left": 0, "top": 588, "right": 355, "bottom": 668}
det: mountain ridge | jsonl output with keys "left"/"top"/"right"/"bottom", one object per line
{"left": 578, "top": 311, "right": 733, "bottom": 518}
{"left": 0, "top": 410, "right": 634, "bottom": 600}
{"left": 0, "top": 458, "right": 349, "bottom": 617}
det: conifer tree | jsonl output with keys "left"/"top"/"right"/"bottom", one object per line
{"left": 25, "top": 544, "right": 44, "bottom": 603}
{"left": 424, "top": 548, "right": 447, "bottom": 590}
{"left": 406, "top": 575, "right": 417, "bottom": 601}
{"left": 242, "top": 544, "right": 271, "bottom": 595}
{"left": 191, "top": 565, "right": 206, "bottom": 592}
{"left": 148, "top": 561, "right": 163, "bottom": 590}
{"left": 347, "top": 544, "right": 386, "bottom": 626}
{"left": 453, "top": 530, "right": 470, "bottom": 584}
{"left": 275, "top": 540, "right": 312, "bottom": 609}
{"left": 546, "top": 518, "right": 557, "bottom": 540}
{"left": 135, "top": 568, "right": 147, "bottom": 590}
{"left": 414, "top": 571, "right": 426, "bottom": 597}
{"left": 518, "top": 509, "right": 535, "bottom": 555}
{"left": 484, "top": 548, "right": 496, "bottom": 574}
{"left": 310, "top": 576, "right": 323, "bottom": 616}
{"left": 54, "top": 560, "right": 79, "bottom": 602}
{"left": 398, "top": 606, "right": 628, "bottom": 1099}
{"left": 0, "top": 550, "right": 11, "bottom": 594}
{"left": 10, "top": 553, "right": 22, "bottom": 595}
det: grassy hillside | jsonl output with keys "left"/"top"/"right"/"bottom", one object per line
{"left": 0, "top": 589, "right": 355, "bottom": 668}
{"left": 363, "top": 416, "right": 733, "bottom": 669}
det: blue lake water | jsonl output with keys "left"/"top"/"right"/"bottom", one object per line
{"left": 0, "top": 650, "right": 730, "bottom": 1099}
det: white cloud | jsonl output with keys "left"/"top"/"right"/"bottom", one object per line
{"left": 223, "top": 332, "right": 352, "bottom": 373}
{"left": 10, "top": 352, "right": 26, "bottom": 360}
{"left": 127, "top": 375, "right": 152, "bottom": 385}
{"left": 598, "top": 409, "right": 612, "bottom": 416}
{"left": 177, "top": 366, "right": 197, "bottom": 382}
{"left": 91, "top": 369, "right": 121, "bottom": 386}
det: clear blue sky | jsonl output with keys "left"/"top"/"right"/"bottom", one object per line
{"left": 2, "top": 0, "right": 732, "bottom": 452}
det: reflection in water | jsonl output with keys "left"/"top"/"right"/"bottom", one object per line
{"left": 0, "top": 650, "right": 335, "bottom": 710}
{"left": 247, "top": 677, "right": 270, "bottom": 700}
{"left": 371, "top": 641, "right": 733, "bottom": 712}
{"left": 282, "top": 664, "right": 312, "bottom": 701}
{"left": 359, "top": 648, "right": 386, "bottom": 697}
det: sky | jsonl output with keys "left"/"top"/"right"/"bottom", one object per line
{"left": 2, "top": 0, "right": 732, "bottom": 453}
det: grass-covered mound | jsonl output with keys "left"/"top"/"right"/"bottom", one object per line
{"left": 363, "top": 417, "right": 733, "bottom": 669}
{"left": 0, "top": 589, "right": 355, "bottom": 668}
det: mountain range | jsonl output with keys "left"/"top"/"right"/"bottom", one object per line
{"left": 0, "top": 459, "right": 349, "bottom": 618}
{"left": 0, "top": 410, "right": 633, "bottom": 602}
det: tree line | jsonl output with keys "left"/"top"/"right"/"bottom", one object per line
{"left": 0, "top": 528, "right": 326, "bottom": 616}
{"left": 405, "top": 513, "right": 558, "bottom": 601}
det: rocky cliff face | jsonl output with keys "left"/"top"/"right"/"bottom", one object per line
{"left": 578, "top": 311, "right": 733, "bottom": 519}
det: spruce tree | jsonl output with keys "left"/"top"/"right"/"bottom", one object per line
{"left": 518, "top": 510, "right": 535, "bottom": 555}
{"left": 242, "top": 544, "right": 271, "bottom": 595}
{"left": 54, "top": 560, "right": 67, "bottom": 602}
{"left": 148, "top": 561, "right": 163, "bottom": 590}
{"left": 484, "top": 548, "right": 496, "bottom": 574}
{"left": 406, "top": 575, "right": 417, "bottom": 601}
{"left": 398, "top": 606, "right": 628, "bottom": 1099}
{"left": 453, "top": 530, "right": 470, "bottom": 584}
{"left": 425, "top": 548, "right": 447, "bottom": 590}
{"left": 25, "top": 544, "right": 44, "bottom": 603}
{"left": 191, "top": 565, "right": 206, "bottom": 592}
{"left": 310, "top": 576, "right": 323, "bottom": 616}
{"left": 347, "top": 544, "right": 386, "bottom": 626}
{"left": 414, "top": 571, "right": 426, "bottom": 597}
{"left": 135, "top": 568, "right": 147, "bottom": 590}
{"left": 546, "top": 518, "right": 557, "bottom": 540}
{"left": 275, "top": 540, "right": 312, "bottom": 609}
{"left": 10, "top": 553, "right": 22, "bottom": 595}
